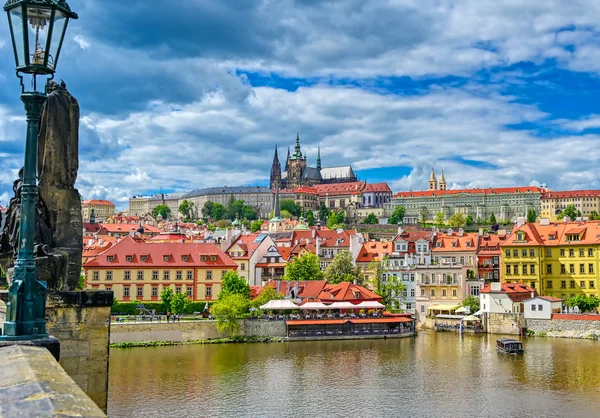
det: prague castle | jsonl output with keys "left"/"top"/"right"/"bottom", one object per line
{"left": 269, "top": 133, "right": 357, "bottom": 189}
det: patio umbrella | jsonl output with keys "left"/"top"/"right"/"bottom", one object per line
{"left": 462, "top": 315, "right": 479, "bottom": 321}
{"left": 455, "top": 306, "right": 467, "bottom": 314}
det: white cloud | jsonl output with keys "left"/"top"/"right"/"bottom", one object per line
{"left": 73, "top": 35, "right": 90, "bottom": 50}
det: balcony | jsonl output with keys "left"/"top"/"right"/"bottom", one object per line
{"left": 417, "top": 280, "right": 460, "bottom": 286}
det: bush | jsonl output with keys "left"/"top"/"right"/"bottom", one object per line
{"left": 111, "top": 301, "right": 214, "bottom": 315}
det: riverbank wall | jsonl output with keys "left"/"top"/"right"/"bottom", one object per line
{"left": 526, "top": 314, "right": 600, "bottom": 339}
{"left": 110, "top": 320, "right": 287, "bottom": 344}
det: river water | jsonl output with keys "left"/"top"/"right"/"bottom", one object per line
{"left": 108, "top": 332, "right": 600, "bottom": 417}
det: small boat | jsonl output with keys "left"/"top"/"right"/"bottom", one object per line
{"left": 497, "top": 338, "right": 524, "bottom": 354}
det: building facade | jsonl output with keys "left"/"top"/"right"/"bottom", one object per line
{"left": 82, "top": 200, "right": 115, "bottom": 222}
{"left": 540, "top": 190, "right": 600, "bottom": 221}
{"left": 181, "top": 186, "right": 273, "bottom": 219}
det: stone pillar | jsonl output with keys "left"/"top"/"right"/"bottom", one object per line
{"left": 45, "top": 290, "right": 113, "bottom": 412}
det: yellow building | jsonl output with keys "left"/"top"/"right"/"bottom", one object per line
{"left": 84, "top": 236, "right": 237, "bottom": 302}
{"left": 540, "top": 190, "right": 600, "bottom": 221}
{"left": 501, "top": 221, "right": 600, "bottom": 299}
{"left": 82, "top": 199, "right": 116, "bottom": 222}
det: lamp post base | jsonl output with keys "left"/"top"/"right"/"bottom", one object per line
{"left": 0, "top": 335, "right": 60, "bottom": 361}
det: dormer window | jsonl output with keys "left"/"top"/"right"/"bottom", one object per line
{"left": 125, "top": 255, "right": 133, "bottom": 262}
{"left": 140, "top": 255, "right": 148, "bottom": 262}
{"left": 210, "top": 256, "right": 217, "bottom": 261}
{"left": 182, "top": 255, "right": 189, "bottom": 262}
{"left": 107, "top": 256, "right": 115, "bottom": 262}
{"left": 163, "top": 255, "right": 171, "bottom": 262}
{"left": 201, "top": 255, "right": 207, "bottom": 261}
{"left": 436, "top": 242, "right": 442, "bottom": 248}
{"left": 353, "top": 291, "right": 361, "bottom": 299}
{"left": 517, "top": 233, "right": 525, "bottom": 241}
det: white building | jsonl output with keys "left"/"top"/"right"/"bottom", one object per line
{"left": 480, "top": 282, "right": 537, "bottom": 314}
{"left": 524, "top": 296, "right": 563, "bottom": 320}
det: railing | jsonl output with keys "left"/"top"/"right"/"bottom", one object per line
{"left": 417, "top": 280, "right": 460, "bottom": 286}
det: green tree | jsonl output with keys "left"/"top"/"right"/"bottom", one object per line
{"left": 388, "top": 206, "right": 406, "bottom": 225}
{"left": 179, "top": 200, "right": 194, "bottom": 220}
{"left": 306, "top": 210, "right": 315, "bottom": 226}
{"left": 171, "top": 292, "right": 190, "bottom": 314}
{"left": 202, "top": 201, "right": 214, "bottom": 219}
{"left": 211, "top": 202, "right": 226, "bottom": 220}
{"left": 462, "top": 295, "right": 480, "bottom": 314}
{"left": 281, "top": 199, "right": 301, "bottom": 217}
{"left": 324, "top": 250, "right": 364, "bottom": 285}
{"left": 448, "top": 212, "right": 466, "bottom": 228}
{"left": 465, "top": 214, "right": 474, "bottom": 226}
{"left": 590, "top": 211, "right": 600, "bottom": 220}
{"left": 364, "top": 213, "right": 378, "bottom": 224}
{"left": 215, "top": 219, "right": 231, "bottom": 229}
{"left": 212, "top": 293, "right": 249, "bottom": 336}
{"left": 565, "top": 295, "right": 600, "bottom": 313}
{"left": 160, "top": 287, "right": 174, "bottom": 313}
{"left": 77, "top": 273, "right": 85, "bottom": 290}
{"left": 489, "top": 212, "right": 497, "bottom": 225}
{"left": 251, "top": 220, "right": 264, "bottom": 233}
{"left": 241, "top": 205, "right": 258, "bottom": 221}
{"left": 327, "top": 210, "right": 346, "bottom": 229}
{"left": 283, "top": 252, "right": 324, "bottom": 281}
{"left": 225, "top": 195, "right": 246, "bottom": 220}
{"left": 152, "top": 204, "right": 171, "bottom": 220}
{"left": 370, "top": 257, "right": 406, "bottom": 310}
{"left": 558, "top": 204, "right": 582, "bottom": 220}
{"left": 251, "top": 286, "right": 284, "bottom": 309}
{"left": 476, "top": 217, "right": 484, "bottom": 225}
{"left": 318, "top": 203, "right": 329, "bottom": 223}
{"left": 435, "top": 212, "right": 445, "bottom": 225}
{"left": 526, "top": 209, "right": 537, "bottom": 223}
{"left": 219, "top": 271, "right": 251, "bottom": 300}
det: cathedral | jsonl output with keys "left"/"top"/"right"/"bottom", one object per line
{"left": 269, "top": 134, "right": 357, "bottom": 189}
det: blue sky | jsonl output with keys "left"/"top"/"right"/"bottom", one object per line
{"left": 1, "top": 0, "right": 600, "bottom": 209}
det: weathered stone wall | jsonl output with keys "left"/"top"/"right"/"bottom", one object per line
{"left": 45, "top": 291, "right": 112, "bottom": 413}
{"left": 484, "top": 312, "right": 525, "bottom": 335}
{"left": 526, "top": 318, "right": 600, "bottom": 339}
{"left": 0, "top": 345, "right": 105, "bottom": 417}
{"left": 243, "top": 320, "right": 287, "bottom": 337}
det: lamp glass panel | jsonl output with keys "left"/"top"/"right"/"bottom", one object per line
{"left": 8, "top": 7, "right": 25, "bottom": 67}
{"left": 48, "top": 10, "right": 66, "bottom": 69}
{"left": 26, "top": 6, "right": 52, "bottom": 66}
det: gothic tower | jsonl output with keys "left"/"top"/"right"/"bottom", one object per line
{"left": 428, "top": 168, "right": 438, "bottom": 191}
{"left": 286, "top": 133, "right": 307, "bottom": 188}
{"left": 439, "top": 170, "right": 447, "bottom": 191}
{"left": 316, "top": 145, "right": 322, "bottom": 171}
{"left": 269, "top": 145, "right": 282, "bottom": 189}
{"left": 285, "top": 147, "right": 290, "bottom": 172}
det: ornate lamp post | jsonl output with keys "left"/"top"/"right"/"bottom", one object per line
{"left": 1, "top": 0, "right": 77, "bottom": 341}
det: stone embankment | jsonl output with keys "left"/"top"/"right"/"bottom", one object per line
{"left": 527, "top": 314, "right": 600, "bottom": 339}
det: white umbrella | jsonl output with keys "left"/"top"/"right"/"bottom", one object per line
{"left": 455, "top": 306, "right": 467, "bottom": 314}
{"left": 299, "top": 302, "right": 329, "bottom": 310}
{"left": 260, "top": 299, "right": 299, "bottom": 310}
{"left": 461, "top": 315, "right": 479, "bottom": 322}
{"left": 329, "top": 302, "right": 359, "bottom": 310}
{"left": 355, "top": 301, "right": 386, "bottom": 309}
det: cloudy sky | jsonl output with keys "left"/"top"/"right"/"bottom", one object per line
{"left": 1, "top": 0, "right": 600, "bottom": 209}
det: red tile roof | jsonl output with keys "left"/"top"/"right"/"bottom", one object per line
{"left": 82, "top": 199, "right": 115, "bottom": 206}
{"left": 313, "top": 182, "right": 366, "bottom": 196}
{"left": 356, "top": 241, "right": 394, "bottom": 262}
{"left": 538, "top": 296, "right": 563, "bottom": 302}
{"left": 363, "top": 182, "right": 392, "bottom": 193}
{"left": 83, "top": 223, "right": 102, "bottom": 233}
{"left": 502, "top": 221, "right": 600, "bottom": 246}
{"left": 265, "top": 280, "right": 327, "bottom": 299}
{"left": 542, "top": 190, "right": 600, "bottom": 199}
{"left": 226, "top": 233, "right": 264, "bottom": 259}
{"left": 317, "top": 282, "right": 382, "bottom": 303}
{"left": 433, "top": 232, "right": 478, "bottom": 252}
{"left": 99, "top": 223, "right": 161, "bottom": 234}
{"left": 394, "top": 186, "right": 544, "bottom": 198}
{"left": 480, "top": 282, "right": 537, "bottom": 302}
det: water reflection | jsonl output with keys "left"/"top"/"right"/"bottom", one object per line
{"left": 108, "top": 333, "right": 600, "bottom": 417}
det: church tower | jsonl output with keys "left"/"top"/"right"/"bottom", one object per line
{"left": 285, "top": 147, "right": 290, "bottom": 172}
{"left": 269, "top": 145, "right": 282, "bottom": 189}
{"left": 428, "top": 168, "right": 438, "bottom": 191}
{"left": 439, "top": 170, "right": 447, "bottom": 191}
{"left": 286, "top": 133, "right": 307, "bottom": 188}
{"left": 316, "top": 145, "right": 322, "bottom": 171}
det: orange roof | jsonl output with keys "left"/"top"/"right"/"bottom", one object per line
{"left": 278, "top": 246, "right": 292, "bottom": 261}
{"left": 84, "top": 236, "right": 237, "bottom": 269}
{"left": 83, "top": 199, "right": 115, "bottom": 206}
{"left": 317, "top": 282, "right": 382, "bottom": 303}
{"left": 226, "top": 233, "right": 264, "bottom": 259}
{"left": 538, "top": 296, "right": 563, "bottom": 302}
{"left": 99, "top": 223, "right": 161, "bottom": 234}
{"left": 480, "top": 282, "right": 536, "bottom": 302}
{"left": 265, "top": 280, "right": 327, "bottom": 299}
{"left": 502, "top": 221, "right": 600, "bottom": 246}
{"left": 363, "top": 182, "right": 392, "bottom": 193}
{"left": 477, "top": 234, "right": 507, "bottom": 255}
{"left": 349, "top": 317, "right": 413, "bottom": 324}
{"left": 356, "top": 241, "right": 394, "bottom": 262}
{"left": 286, "top": 319, "right": 346, "bottom": 326}
{"left": 433, "top": 232, "right": 478, "bottom": 252}
{"left": 542, "top": 190, "right": 600, "bottom": 199}
{"left": 313, "top": 182, "right": 366, "bottom": 196}
{"left": 395, "top": 186, "right": 543, "bottom": 198}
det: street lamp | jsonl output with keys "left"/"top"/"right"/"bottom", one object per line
{"left": 1, "top": 0, "right": 77, "bottom": 341}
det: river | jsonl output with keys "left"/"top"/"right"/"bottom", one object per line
{"left": 108, "top": 332, "right": 600, "bottom": 417}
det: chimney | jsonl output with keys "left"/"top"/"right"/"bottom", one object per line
{"left": 491, "top": 282, "right": 501, "bottom": 292}
{"left": 397, "top": 226, "right": 403, "bottom": 235}
{"left": 458, "top": 228, "right": 464, "bottom": 237}
{"left": 478, "top": 228, "right": 483, "bottom": 236}
{"left": 98, "top": 238, "right": 102, "bottom": 245}
{"left": 312, "top": 229, "right": 316, "bottom": 239}
{"left": 564, "top": 216, "right": 571, "bottom": 223}
{"left": 531, "top": 291, "right": 535, "bottom": 299}
{"left": 516, "top": 216, "right": 526, "bottom": 227}
{"left": 88, "top": 239, "right": 93, "bottom": 246}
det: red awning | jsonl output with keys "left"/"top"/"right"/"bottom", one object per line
{"left": 350, "top": 318, "right": 413, "bottom": 324}
{"left": 286, "top": 320, "right": 345, "bottom": 326}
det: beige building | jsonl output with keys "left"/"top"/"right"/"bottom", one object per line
{"left": 225, "top": 233, "right": 275, "bottom": 286}
{"left": 180, "top": 186, "right": 273, "bottom": 219}
{"left": 128, "top": 193, "right": 183, "bottom": 219}
{"left": 128, "top": 196, "right": 151, "bottom": 217}
{"left": 540, "top": 190, "right": 600, "bottom": 221}
{"left": 84, "top": 236, "right": 237, "bottom": 302}
{"left": 82, "top": 200, "right": 115, "bottom": 222}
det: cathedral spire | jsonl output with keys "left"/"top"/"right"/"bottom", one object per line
{"left": 269, "top": 144, "right": 282, "bottom": 189}
{"left": 316, "top": 145, "right": 322, "bottom": 171}
{"left": 273, "top": 187, "right": 281, "bottom": 218}
{"left": 293, "top": 132, "right": 303, "bottom": 159}
{"left": 285, "top": 147, "right": 290, "bottom": 171}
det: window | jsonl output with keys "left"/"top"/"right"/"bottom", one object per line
{"left": 107, "top": 256, "right": 114, "bottom": 262}
{"left": 580, "top": 281, "right": 585, "bottom": 288}
{"left": 560, "top": 249, "right": 565, "bottom": 257}
{"left": 176, "top": 286, "right": 182, "bottom": 294}
{"left": 124, "top": 271, "right": 131, "bottom": 281}
{"left": 546, "top": 264, "right": 552, "bottom": 274}
{"left": 405, "top": 303, "right": 413, "bottom": 310}
{"left": 430, "top": 289, "right": 435, "bottom": 297}
{"left": 570, "top": 280, "right": 575, "bottom": 289}
{"left": 93, "top": 271, "right": 99, "bottom": 281}
{"left": 124, "top": 287, "right": 130, "bottom": 297}
{"left": 530, "top": 282, "right": 535, "bottom": 289}
{"left": 513, "top": 249, "right": 518, "bottom": 257}
{"left": 545, "top": 248, "right": 552, "bottom": 257}
{"left": 420, "top": 289, "right": 425, "bottom": 296}
{"left": 569, "top": 249, "right": 574, "bottom": 257}
{"left": 531, "top": 304, "right": 536, "bottom": 311}
{"left": 410, "top": 288, "right": 415, "bottom": 297}
{"left": 182, "top": 255, "right": 189, "bottom": 262}
{"left": 561, "top": 264, "right": 566, "bottom": 274}
{"left": 163, "top": 255, "right": 170, "bottom": 262}
{"left": 126, "top": 255, "right": 133, "bottom": 262}
{"left": 522, "top": 249, "right": 527, "bottom": 257}
{"left": 538, "top": 304, "right": 543, "bottom": 311}
{"left": 207, "top": 270, "right": 213, "bottom": 280}
{"left": 206, "top": 286, "right": 212, "bottom": 298}
{"left": 137, "top": 270, "right": 143, "bottom": 281}
{"left": 452, "top": 289, "right": 457, "bottom": 297}
{"left": 187, "top": 270, "right": 193, "bottom": 280}
{"left": 513, "top": 265, "right": 519, "bottom": 274}
{"left": 137, "top": 287, "right": 143, "bottom": 297}
{"left": 529, "top": 249, "right": 535, "bottom": 257}
{"left": 152, "top": 270, "right": 158, "bottom": 280}
{"left": 590, "top": 281, "right": 595, "bottom": 289}
{"left": 521, "top": 265, "right": 527, "bottom": 275}
{"left": 589, "top": 264, "right": 594, "bottom": 274}
{"left": 141, "top": 255, "right": 148, "bottom": 262}
{"left": 561, "top": 280, "right": 566, "bottom": 289}
{"left": 506, "top": 265, "right": 511, "bottom": 275}
{"left": 164, "top": 271, "right": 170, "bottom": 280}
{"left": 210, "top": 256, "right": 217, "bottom": 261}
{"left": 106, "top": 271, "right": 112, "bottom": 281}
{"left": 442, "top": 289, "right": 447, "bottom": 297}
{"left": 569, "top": 264, "right": 575, "bottom": 274}
{"left": 505, "top": 250, "right": 510, "bottom": 257}
{"left": 547, "top": 280, "right": 553, "bottom": 289}
{"left": 152, "top": 287, "right": 158, "bottom": 297}
{"left": 579, "top": 249, "right": 584, "bottom": 257}
{"left": 588, "top": 249, "right": 593, "bottom": 257}
{"left": 201, "top": 256, "right": 207, "bottom": 261}
{"left": 240, "top": 263, "right": 245, "bottom": 271}
{"left": 421, "top": 305, "right": 425, "bottom": 313}
{"left": 187, "top": 287, "right": 192, "bottom": 297}
{"left": 176, "top": 270, "right": 182, "bottom": 280}
{"left": 580, "top": 264, "right": 585, "bottom": 274}
{"left": 530, "top": 265, "right": 535, "bottom": 274}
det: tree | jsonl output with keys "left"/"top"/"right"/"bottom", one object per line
{"left": 225, "top": 195, "right": 245, "bottom": 220}
{"left": 465, "top": 214, "right": 474, "bottom": 226}
{"left": 219, "top": 271, "right": 251, "bottom": 300}
{"left": 558, "top": 204, "right": 581, "bottom": 221}
{"left": 364, "top": 213, "right": 378, "bottom": 224}
{"left": 388, "top": 206, "right": 406, "bottom": 225}
{"left": 462, "top": 295, "right": 480, "bottom": 314}
{"left": 318, "top": 203, "right": 329, "bottom": 223}
{"left": 212, "top": 294, "right": 249, "bottom": 336}
{"left": 152, "top": 204, "right": 171, "bottom": 220}
{"left": 476, "top": 217, "right": 484, "bottom": 225}
{"left": 448, "top": 212, "right": 466, "bottom": 228}
{"left": 590, "top": 211, "right": 600, "bottom": 221}
{"left": 306, "top": 210, "right": 315, "bottom": 226}
{"left": 241, "top": 205, "right": 258, "bottom": 221}
{"left": 283, "top": 252, "right": 324, "bottom": 281}
{"left": 565, "top": 295, "right": 600, "bottom": 313}
{"left": 77, "top": 273, "right": 85, "bottom": 290}
{"left": 251, "top": 220, "right": 263, "bottom": 233}
{"left": 251, "top": 286, "right": 284, "bottom": 309}
{"left": 179, "top": 200, "right": 194, "bottom": 220}
{"left": 171, "top": 292, "right": 190, "bottom": 314}
{"left": 324, "top": 250, "right": 364, "bottom": 285}
{"left": 160, "top": 287, "right": 174, "bottom": 313}
{"left": 527, "top": 209, "right": 537, "bottom": 223}
{"left": 489, "top": 212, "right": 497, "bottom": 225}
{"left": 370, "top": 257, "right": 406, "bottom": 310}
{"left": 215, "top": 219, "right": 231, "bottom": 229}
{"left": 211, "top": 202, "right": 226, "bottom": 220}
{"left": 201, "top": 201, "right": 214, "bottom": 219}
{"left": 435, "top": 212, "right": 445, "bottom": 225}
{"left": 327, "top": 210, "right": 345, "bottom": 229}
{"left": 281, "top": 199, "right": 301, "bottom": 217}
